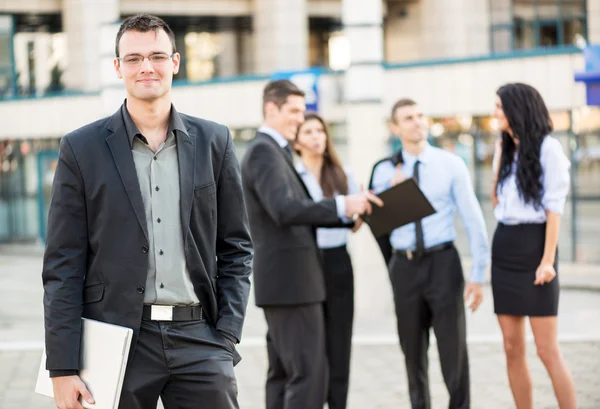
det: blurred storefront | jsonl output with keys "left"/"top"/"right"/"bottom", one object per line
{"left": 0, "top": 138, "right": 59, "bottom": 243}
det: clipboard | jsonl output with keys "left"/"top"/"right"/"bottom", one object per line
{"left": 361, "top": 178, "right": 436, "bottom": 237}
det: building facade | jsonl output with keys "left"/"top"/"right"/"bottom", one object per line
{"left": 0, "top": 0, "right": 599, "bottom": 264}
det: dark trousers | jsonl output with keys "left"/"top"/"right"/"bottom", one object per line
{"left": 322, "top": 245, "right": 354, "bottom": 409}
{"left": 263, "top": 304, "right": 328, "bottom": 409}
{"left": 118, "top": 319, "right": 239, "bottom": 409}
{"left": 389, "top": 245, "right": 470, "bottom": 409}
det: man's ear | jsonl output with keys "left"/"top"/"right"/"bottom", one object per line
{"left": 172, "top": 52, "right": 181, "bottom": 75}
{"left": 264, "top": 101, "right": 279, "bottom": 118}
{"left": 114, "top": 58, "right": 123, "bottom": 79}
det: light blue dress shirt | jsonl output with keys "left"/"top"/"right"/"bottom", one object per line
{"left": 258, "top": 126, "right": 347, "bottom": 220}
{"left": 371, "top": 144, "right": 490, "bottom": 283}
{"left": 296, "top": 161, "right": 360, "bottom": 249}
{"left": 494, "top": 136, "right": 571, "bottom": 224}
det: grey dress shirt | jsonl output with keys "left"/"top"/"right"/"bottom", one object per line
{"left": 122, "top": 103, "right": 200, "bottom": 306}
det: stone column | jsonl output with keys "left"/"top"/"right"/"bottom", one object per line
{"left": 62, "top": 0, "right": 120, "bottom": 91}
{"left": 215, "top": 31, "right": 239, "bottom": 78}
{"left": 254, "top": 0, "right": 308, "bottom": 74}
{"left": 420, "top": 0, "right": 490, "bottom": 59}
{"left": 342, "top": 0, "right": 389, "bottom": 315}
{"left": 589, "top": 0, "right": 600, "bottom": 45}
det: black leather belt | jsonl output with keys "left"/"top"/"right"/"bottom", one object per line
{"left": 142, "top": 305, "right": 203, "bottom": 321}
{"left": 392, "top": 241, "right": 454, "bottom": 260}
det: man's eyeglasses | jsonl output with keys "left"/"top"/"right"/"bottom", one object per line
{"left": 117, "top": 53, "right": 175, "bottom": 67}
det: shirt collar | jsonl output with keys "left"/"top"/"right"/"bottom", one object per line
{"left": 402, "top": 143, "right": 433, "bottom": 166}
{"left": 122, "top": 99, "right": 189, "bottom": 148}
{"left": 258, "top": 125, "right": 289, "bottom": 149}
{"left": 295, "top": 160, "right": 308, "bottom": 175}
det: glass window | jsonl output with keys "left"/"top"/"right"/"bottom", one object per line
{"left": 492, "top": 28, "right": 513, "bottom": 53}
{"left": 183, "top": 32, "right": 221, "bottom": 82}
{"left": 514, "top": 19, "right": 536, "bottom": 49}
{"left": 492, "top": 0, "right": 588, "bottom": 52}
{"left": 0, "top": 15, "right": 15, "bottom": 98}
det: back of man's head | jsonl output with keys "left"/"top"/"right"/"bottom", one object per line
{"left": 115, "top": 14, "right": 176, "bottom": 57}
{"left": 262, "top": 80, "right": 305, "bottom": 116}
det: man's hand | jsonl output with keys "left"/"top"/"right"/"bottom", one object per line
{"left": 391, "top": 164, "right": 407, "bottom": 186}
{"left": 344, "top": 191, "right": 383, "bottom": 219}
{"left": 534, "top": 262, "right": 556, "bottom": 285}
{"left": 52, "top": 375, "right": 94, "bottom": 409}
{"left": 464, "top": 282, "right": 483, "bottom": 312}
{"left": 351, "top": 218, "right": 363, "bottom": 232}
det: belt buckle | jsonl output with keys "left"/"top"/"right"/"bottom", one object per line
{"left": 406, "top": 250, "right": 413, "bottom": 260}
{"left": 151, "top": 305, "right": 173, "bottom": 321}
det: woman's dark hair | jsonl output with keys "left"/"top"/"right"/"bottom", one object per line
{"left": 496, "top": 83, "right": 553, "bottom": 209}
{"left": 296, "top": 112, "right": 348, "bottom": 197}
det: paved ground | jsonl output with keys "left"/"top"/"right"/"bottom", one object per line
{"left": 1, "top": 249, "right": 600, "bottom": 409}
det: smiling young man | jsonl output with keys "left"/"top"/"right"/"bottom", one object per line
{"left": 42, "top": 14, "right": 252, "bottom": 409}
{"left": 241, "top": 80, "right": 382, "bottom": 409}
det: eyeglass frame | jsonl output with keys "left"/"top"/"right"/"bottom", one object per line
{"left": 116, "top": 52, "right": 177, "bottom": 67}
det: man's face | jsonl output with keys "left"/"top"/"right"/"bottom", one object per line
{"left": 390, "top": 104, "right": 428, "bottom": 144}
{"left": 114, "top": 29, "right": 180, "bottom": 102}
{"left": 265, "top": 95, "right": 306, "bottom": 141}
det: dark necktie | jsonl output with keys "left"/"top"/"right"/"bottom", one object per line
{"left": 413, "top": 160, "right": 425, "bottom": 257}
{"left": 283, "top": 144, "right": 293, "bottom": 161}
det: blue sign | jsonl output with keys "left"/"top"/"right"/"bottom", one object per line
{"left": 574, "top": 45, "right": 600, "bottom": 106}
{"left": 271, "top": 69, "right": 320, "bottom": 112}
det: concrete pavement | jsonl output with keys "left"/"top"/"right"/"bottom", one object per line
{"left": 1, "top": 248, "right": 599, "bottom": 409}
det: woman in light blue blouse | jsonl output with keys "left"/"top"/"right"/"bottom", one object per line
{"left": 294, "top": 112, "right": 361, "bottom": 409}
{"left": 491, "top": 83, "right": 576, "bottom": 409}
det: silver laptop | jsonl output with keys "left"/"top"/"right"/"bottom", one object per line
{"left": 36, "top": 318, "right": 134, "bottom": 409}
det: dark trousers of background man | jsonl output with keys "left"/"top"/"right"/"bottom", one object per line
{"left": 263, "top": 304, "right": 328, "bottom": 409}
{"left": 388, "top": 245, "right": 470, "bottom": 409}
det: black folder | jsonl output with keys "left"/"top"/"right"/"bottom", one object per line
{"left": 361, "top": 178, "right": 436, "bottom": 237}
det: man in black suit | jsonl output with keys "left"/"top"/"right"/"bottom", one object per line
{"left": 241, "top": 80, "right": 382, "bottom": 409}
{"left": 42, "top": 14, "right": 252, "bottom": 409}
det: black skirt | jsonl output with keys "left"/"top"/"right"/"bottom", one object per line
{"left": 491, "top": 222, "right": 559, "bottom": 316}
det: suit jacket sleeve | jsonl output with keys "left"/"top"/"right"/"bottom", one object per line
{"left": 42, "top": 136, "right": 87, "bottom": 373}
{"left": 368, "top": 160, "right": 392, "bottom": 266}
{"left": 246, "top": 143, "right": 341, "bottom": 227}
{"left": 215, "top": 129, "right": 253, "bottom": 342}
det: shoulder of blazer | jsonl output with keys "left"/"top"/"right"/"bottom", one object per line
{"left": 178, "top": 113, "right": 229, "bottom": 145}
{"left": 64, "top": 116, "right": 112, "bottom": 144}
{"left": 244, "top": 132, "right": 279, "bottom": 157}
{"left": 60, "top": 116, "right": 113, "bottom": 157}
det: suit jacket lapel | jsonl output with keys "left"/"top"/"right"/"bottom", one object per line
{"left": 256, "top": 132, "right": 312, "bottom": 198}
{"left": 176, "top": 127, "right": 196, "bottom": 247}
{"left": 106, "top": 110, "right": 149, "bottom": 242}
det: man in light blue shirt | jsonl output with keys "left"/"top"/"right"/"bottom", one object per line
{"left": 370, "top": 99, "right": 490, "bottom": 409}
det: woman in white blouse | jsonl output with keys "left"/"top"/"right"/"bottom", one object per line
{"left": 294, "top": 112, "right": 361, "bottom": 409}
{"left": 491, "top": 83, "right": 576, "bottom": 409}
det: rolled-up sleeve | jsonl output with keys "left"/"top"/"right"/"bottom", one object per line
{"left": 541, "top": 138, "right": 571, "bottom": 214}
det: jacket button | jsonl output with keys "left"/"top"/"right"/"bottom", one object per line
{"left": 137, "top": 286, "right": 145, "bottom": 294}
{"left": 142, "top": 246, "right": 149, "bottom": 253}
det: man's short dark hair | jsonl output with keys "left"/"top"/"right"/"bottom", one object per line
{"left": 115, "top": 14, "right": 176, "bottom": 57}
{"left": 391, "top": 98, "right": 417, "bottom": 123}
{"left": 263, "top": 80, "right": 305, "bottom": 112}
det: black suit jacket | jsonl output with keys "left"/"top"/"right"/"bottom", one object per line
{"left": 42, "top": 105, "right": 253, "bottom": 373}
{"left": 241, "top": 132, "right": 346, "bottom": 307}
